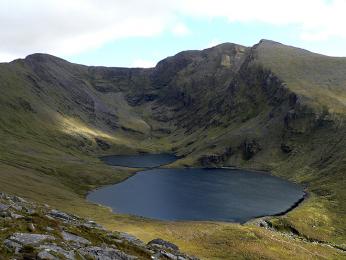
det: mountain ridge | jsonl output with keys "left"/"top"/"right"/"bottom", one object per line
{"left": 0, "top": 40, "right": 346, "bottom": 259}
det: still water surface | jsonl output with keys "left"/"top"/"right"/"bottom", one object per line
{"left": 88, "top": 155, "right": 304, "bottom": 223}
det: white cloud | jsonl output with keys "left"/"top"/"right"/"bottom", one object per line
{"left": 132, "top": 59, "right": 157, "bottom": 68}
{"left": 171, "top": 22, "right": 190, "bottom": 36}
{"left": 179, "top": 0, "right": 346, "bottom": 41}
{"left": 0, "top": 0, "right": 178, "bottom": 61}
{"left": 1, "top": 0, "right": 346, "bottom": 62}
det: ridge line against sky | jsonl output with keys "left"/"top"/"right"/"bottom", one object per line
{"left": 1, "top": 0, "right": 346, "bottom": 67}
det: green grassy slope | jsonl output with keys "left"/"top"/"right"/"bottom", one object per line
{"left": 0, "top": 40, "right": 345, "bottom": 259}
{"left": 255, "top": 39, "right": 346, "bottom": 113}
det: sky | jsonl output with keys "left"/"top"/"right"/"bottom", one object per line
{"left": 1, "top": 0, "right": 346, "bottom": 67}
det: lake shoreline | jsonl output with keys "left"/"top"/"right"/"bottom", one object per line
{"left": 248, "top": 190, "right": 308, "bottom": 224}
{"left": 86, "top": 154, "right": 306, "bottom": 224}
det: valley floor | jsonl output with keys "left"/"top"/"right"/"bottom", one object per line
{"left": 0, "top": 153, "right": 345, "bottom": 260}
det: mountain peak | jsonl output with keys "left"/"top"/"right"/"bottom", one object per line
{"left": 257, "top": 39, "right": 282, "bottom": 46}
{"left": 24, "top": 53, "right": 68, "bottom": 64}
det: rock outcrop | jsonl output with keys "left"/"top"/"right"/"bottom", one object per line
{"left": 0, "top": 192, "right": 198, "bottom": 260}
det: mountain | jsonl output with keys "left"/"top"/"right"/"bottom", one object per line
{"left": 0, "top": 40, "right": 345, "bottom": 259}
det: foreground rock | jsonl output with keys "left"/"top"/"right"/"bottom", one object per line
{"left": 0, "top": 192, "right": 198, "bottom": 260}
{"left": 78, "top": 246, "right": 137, "bottom": 260}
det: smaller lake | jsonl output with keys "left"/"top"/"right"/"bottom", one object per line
{"left": 88, "top": 166, "right": 305, "bottom": 223}
{"left": 100, "top": 153, "right": 178, "bottom": 168}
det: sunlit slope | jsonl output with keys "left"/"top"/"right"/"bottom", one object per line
{"left": 0, "top": 54, "right": 157, "bottom": 155}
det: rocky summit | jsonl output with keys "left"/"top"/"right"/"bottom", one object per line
{"left": 0, "top": 192, "right": 198, "bottom": 260}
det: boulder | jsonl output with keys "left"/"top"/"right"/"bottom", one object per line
{"left": 11, "top": 204, "right": 23, "bottom": 211}
{"left": 78, "top": 246, "right": 137, "bottom": 260}
{"left": 8, "top": 233, "right": 55, "bottom": 246}
{"left": 10, "top": 213, "right": 24, "bottom": 219}
{"left": 161, "top": 251, "right": 179, "bottom": 260}
{"left": 61, "top": 231, "right": 91, "bottom": 245}
{"left": 37, "top": 250, "right": 59, "bottom": 260}
{"left": 116, "top": 232, "right": 145, "bottom": 247}
{"left": 11, "top": 195, "right": 27, "bottom": 203}
{"left": 4, "top": 239, "right": 22, "bottom": 253}
{"left": 147, "top": 238, "right": 179, "bottom": 251}
{"left": 82, "top": 220, "right": 104, "bottom": 230}
{"left": 0, "top": 203, "right": 9, "bottom": 211}
{"left": 39, "top": 244, "right": 75, "bottom": 259}
{"left": 48, "top": 209, "right": 76, "bottom": 221}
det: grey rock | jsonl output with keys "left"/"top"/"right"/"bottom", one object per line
{"left": 4, "top": 239, "right": 22, "bottom": 254}
{"left": 11, "top": 204, "right": 23, "bottom": 211}
{"left": 9, "top": 233, "right": 55, "bottom": 246}
{"left": 49, "top": 209, "right": 76, "bottom": 221}
{"left": 0, "top": 211, "right": 10, "bottom": 218}
{"left": 45, "top": 214, "right": 55, "bottom": 221}
{"left": 151, "top": 253, "right": 161, "bottom": 260}
{"left": 82, "top": 220, "right": 104, "bottom": 230}
{"left": 116, "top": 232, "right": 145, "bottom": 247}
{"left": 10, "top": 213, "right": 24, "bottom": 219}
{"left": 78, "top": 246, "right": 137, "bottom": 260}
{"left": 0, "top": 192, "right": 8, "bottom": 199}
{"left": 11, "top": 195, "right": 27, "bottom": 203}
{"left": 161, "top": 251, "right": 178, "bottom": 260}
{"left": 61, "top": 231, "right": 91, "bottom": 245}
{"left": 0, "top": 203, "right": 9, "bottom": 211}
{"left": 37, "top": 250, "right": 59, "bottom": 260}
{"left": 39, "top": 244, "right": 75, "bottom": 259}
{"left": 258, "top": 220, "right": 270, "bottom": 229}
{"left": 46, "top": 227, "right": 54, "bottom": 232}
{"left": 148, "top": 238, "right": 179, "bottom": 251}
{"left": 25, "top": 208, "right": 36, "bottom": 215}
{"left": 0, "top": 192, "right": 198, "bottom": 260}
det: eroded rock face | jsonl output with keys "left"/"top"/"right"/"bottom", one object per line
{"left": 37, "top": 250, "right": 59, "bottom": 260}
{"left": 0, "top": 203, "right": 9, "bottom": 211}
{"left": 148, "top": 238, "right": 179, "bottom": 251}
{"left": 8, "top": 233, "right": 55, "bottom": 246}
{"left": 116, "top": 232, "right": 146, "bottom": 247}
{"left": 61, "top": 231, "right": 91, "bottom": 246}
{"left": 0, "top": 192, "right": 199, "bottom": 260}
{"left": 48, "top": 209, "right": 77, "bottom": 222}
{"left": 95, "top": 138, "right": 111, "bottom": 150}
{"left": 241, "top": 140, "right": 262, "bottom": 160}
{"left": 148, "top": 239, "right": 199, "bottom": 260}
{"left": 78, "top": 246, "right": 137, "bottom": 260}
{"left": 199, "top": 148, "right": 233, "bottom": 167}
{"left": 38, "top": 244, "right": 75, "bottom": 259}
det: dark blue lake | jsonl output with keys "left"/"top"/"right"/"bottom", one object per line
{"left": 88, "top": 156, "right": 304, "bottom": 223}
